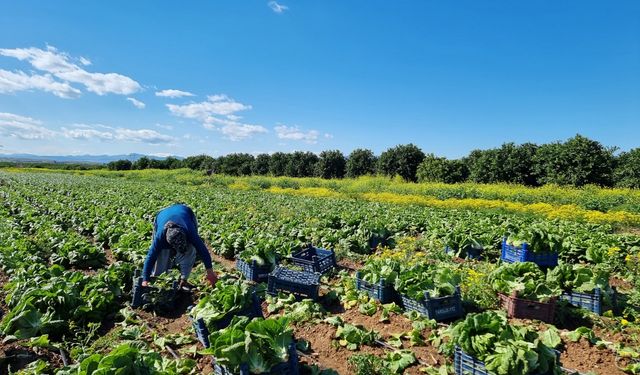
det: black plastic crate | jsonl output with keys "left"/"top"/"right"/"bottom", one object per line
{"left": 236, "top": 258, "right": 274, "bottom": 283}
{"left": 190, "top": 292, "right": 263, "bottom": 348}
{"left": 267, "top": 266, "right": 320, "bottom": 301}
{"left": 500, "top": 238, "right": 558, "bottom": 268}
{"left": 354, "top": 271, "right": 396, "bottom": 304}
{"left": 445, "top": 246, "right": 482, "bottom": 260}
{"left": 560, "top": 288, "right": 604, "bottom": 315}
{"left": 131, "top": 270, "right": 178, "bottom": 309}
{"left": 399, "top": 286, "right": 464, "bottom": 321}
{"left": 213, "top": 341, "right": 299, "bottom": 375}
{"left": 290, "top": 245, "right": 337, "bottom": 274}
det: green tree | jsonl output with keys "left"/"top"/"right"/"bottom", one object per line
{"left": 252, "top": 153, "right": 271, "bottom": 175}
{"left": 183, "top": 154, "right": 215, "bottom": 170}
{"left": 377, "top": 144, "right": 425, "bottom": 182}
{"left": 217, "top": 153, "right": 254, "bottom": 176}
{"left": 164, "top": 156, "right": 183, "bottom": 169}
{"left": 346, "top": 149, "right": 377, "bottom": 178}
{"left": 614, "top": 148, "right": 640, "bottom": 188}
{"left": 269, "top": 152, "right": 289, "bottom": 176}
{"left": 106, "top": 159, "right": 132, "bottom": 171}
{"left": 533, "top": 134, "right": 615, "bottom": 186}
{"left": 467, "top": 143, "right": 538, "bottom": 185}
{"left": 132, "top": 156, "right": 151, "bottom": 170}
{"left": 286, "top": 151, "right": 319, "bottom": 177}
{"left": 417, "top": 154, "right": 468, "bottom": 183}
{"left": 315, "top": 150, "right": 346, "bottom": 179}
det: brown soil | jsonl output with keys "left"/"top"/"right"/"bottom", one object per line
{"left": 196, "top": 355, "right": 214, "bottom": 374}
{"left": 340, "top": 308, "right": 413, "bottom": 338}
{"left": 560, "top": 338, "right": 630, "bottom": 375}
{"left": 0, "top": 341, "right": 64, "bottom": 373}
{"left": 337, "top": 259, "right": 361, "bottom": 272}
{"left": 610, "top": 276, "right": 634, "bottom": 291}
{"left": 210, "top": 252, "right": 238, "bottom": 272}
{"left": 294, "top": 322, "right": 387, "bottom": 374}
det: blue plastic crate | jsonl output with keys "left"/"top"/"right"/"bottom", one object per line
{"left": 500, "top": 238, "right": 558, "bottom": 267}
{"left": 354, "top": 271, "right": 397, "bottom": 304}
{"left": 236, "top": 258, "right": 274, "bottom": 283}
{"left": 213, "top": 342, "right": 299, "bottom": 375}
{"left": 190, "top": 292, "right": 264, "bottom": 348}
{"left": 454, "top": 346, "right": 561, "bottom": 375}
{"left": 291, "top": 245, "right": 337, "bottom": 274}
{"left": 267, "top": 266, "right": 320, "bottom": 301}
{"left": 454, "top": 346, "right": 487, "bottom": 375}
{"left": 445, "top": 246, "right": 482, "bottom": 260}
{"left": 400, "top": 286, "right": 464, "bottom": 321}
{"left": 560, "top": 288, "right": 603, "bottom": 315}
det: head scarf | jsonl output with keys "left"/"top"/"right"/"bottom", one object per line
{"left": 165, "top": 221, "right": 187, "bottom": 253}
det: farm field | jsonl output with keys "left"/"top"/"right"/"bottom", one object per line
{"left": 1, "top": 169, "right": 640, "bottom": 375}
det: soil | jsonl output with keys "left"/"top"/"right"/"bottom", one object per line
{"left": 210, "top": 252, "right": 237, "bottom": 273}
{"left": 610, "top": 276, "right": 634, "bottom": 291}
{"left": 293, "top": 321, "right": 387, "bottom": 374}
{"left": 0, "top": 341, "right": 64, "bottom": 373}
{"left": 559, "top": 337, "right": 630, "bottom": 375}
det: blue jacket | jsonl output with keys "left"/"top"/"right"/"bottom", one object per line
{"left": 142, "top": 204, "right": 213, "bottom": 281}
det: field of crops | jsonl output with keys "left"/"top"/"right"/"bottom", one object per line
{"left": 1, "top": 170, "right": 640, "bottom": 375}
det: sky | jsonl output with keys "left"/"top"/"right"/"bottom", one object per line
{"left": 0, "top": 1, "right": 638, "bottom": 158}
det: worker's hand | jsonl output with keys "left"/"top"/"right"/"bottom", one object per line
{"left": 205, "top": 268, "right": 218, "bottom": 286}
{"left": 141, "top": 280, "right": 149, "bottom": 287}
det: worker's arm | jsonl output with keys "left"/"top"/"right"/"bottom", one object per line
{"left": 188, "top": 230, "right": 217, "bottom": 286}
{"left": 141, "top": 235, "right": 161, "bottom": 284}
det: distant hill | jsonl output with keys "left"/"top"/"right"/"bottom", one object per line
{"left": 0, "top": 153, "right": 179, "bottom": 164}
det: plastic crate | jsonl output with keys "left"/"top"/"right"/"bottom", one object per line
{"left": 498, "top": 292, "right": 556, "bottom": 323}
{"left": 290, "top": 245, "right": 337, "bottom": 274}
{"left": 354, "top": 271, "right": 396, "bottom": 304}
{"left": 454, "top": 346, "right": 561, "bottom": 375}
{"left": 560, "top": 288, "right": 603, "bottom": 315}
{"left": 213, "top": 341, "right": 299, "bottom": 375}
{"left": 190, "top": 292, "right": 264, "bottom": 348}
{"left": 454, "top": 346, "right": 487, "bottom": 375}
{"left": 236, "top": 258, "right": 273, "bottom": 283}
{"left": 400, "top": 286, "right": 464, "bottom": 321}
{"left": 267, "top": 266, "right": 320, "bottom": 301}
{"left": 445, "top": 246, "right": 482, "bottom": 260}
{"left": 131, "top": 270, "right": 178, "bottom": 309}
{"left": 501, "top": 238, "right": 558, "bottom": 268}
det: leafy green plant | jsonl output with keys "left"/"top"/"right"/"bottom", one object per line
{"left": 202, "top": 316, "right": 294, "bottom": 374}
{"left": 444, "top": 311, "right": 562, "bottom": 375}
{"left": 489, "top": 262, "right": 560, "bottom": 302}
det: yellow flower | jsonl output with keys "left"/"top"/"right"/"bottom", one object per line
{"left": 608, "top": 247, "right": 621, "bottom": 256}
{"left": 621, "top": 318, "right": 629, "bottom": 326}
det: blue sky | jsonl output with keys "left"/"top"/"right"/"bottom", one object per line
{"left": 0, "top": 1, "right": 638, "bottom": 158}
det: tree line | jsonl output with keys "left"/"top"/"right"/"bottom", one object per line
{"left": 107, "top": 134, "right": 640, "bottom": 188}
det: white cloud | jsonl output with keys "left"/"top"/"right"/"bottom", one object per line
{"left": 324, "top": 133, "right": 334, "bottom": 139}
{"left": 126, "top": 97, "right": 146, "bottom": 109}
{"left": 62, "top": 127, "right": 114, "bottom": 141}
{"left": 167, "top": 94, "right": 266, "bottom": 141}
{"left": 79, "top": 57, "right": 92, "bottom": 66}
{"left": 0, "top": 46, "right": 141, "bottom": 96}
{"left": 0, "top": 69, "right": 81, "bottom": 98}
{"left": 155, "top": 89, "right": 194, "bottom": 98}
{"left": 268, "top": 1, "right": 288, "bottom": 13}
{"left": 0, "top": 112, "right": 57, "bottom": 140}
{"left": 62, "top": 124, "right": 175, "bottom": 144}
{"left": 114, "top": 128, "right": 174, "bottom": 144}
{"left": 155, "top": 123, "right": 173, "bottom": 130}
{"left": 275, "top": 125, "right": 320, "bottom": 144}
{"left": 167, "top": 94, "right": 251, "bottom": 122}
